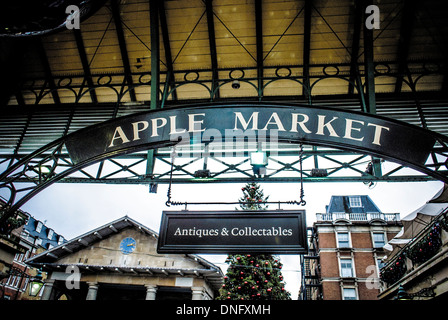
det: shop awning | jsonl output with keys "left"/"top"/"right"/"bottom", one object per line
{"left": 384, "top": 184, "right": 448, "bottom": 258}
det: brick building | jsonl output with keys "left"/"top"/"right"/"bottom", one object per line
{"left": 300, "top": 195, "right": 402, "bottom": 300}
{"left": 0, "top": 200, "right": 66, "bottom": 300}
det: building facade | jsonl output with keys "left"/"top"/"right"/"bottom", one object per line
{"left": 378, "top": 185, "right": 448, "bottom": 300}
{"left": 1, "top": 199, "right": 28, "bottom": 289}
{"left": 1, "top": 201, "right": 66, "bottom": 300}
{"left": 25, "top": 216, "right": 223, "bottom": 300}
{"left": 300, "top": 195, "right": 402, "bottom": 300}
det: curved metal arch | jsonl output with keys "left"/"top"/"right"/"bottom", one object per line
{"left": 211, "top": 78, "right": 259, "bottom": 100}
{"left": 21, "top": 88, "right": 39, "bottom": 105}
{"left": 36, "top": 88, "right": 62, "bottom": 104}
{"left": 90, "top": 83, "right": 120, "bottom": 100}
{"left": 56, "top": 87, "right": 79, "bottom": 104}
{"left": 262, "top": 77, "right": 310, "bottom": 102}
{"left": 308, "top": 75, "right": 361, "bottom": 106}
{"left": 309, "top": 74, "right": 358, "bottom": 92}
{"left": 76, "top": 86, "right": 98, "bottom": 103}
{"left": 166, "top": 81, "right": 213, "bottom": 102}
{"left": 1, "top": 103, "right": 447, "bottom": 227}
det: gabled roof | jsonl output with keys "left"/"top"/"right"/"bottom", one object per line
{"left": 25, "top": 216, "right": 223, "bottom": 289}
{"left": 26, "top": 215, "right": 155, "bottom": 264}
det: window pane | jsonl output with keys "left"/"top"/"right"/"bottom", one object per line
{"left": 36, "top": 221, "right": 43, "bottom": 233}
{"left": 341, "top": 259, "right": 353, "bottom": 277}
{"left": 373, "top": 233, "right": 385, "bottom": 248}
{"left": 349, "top": 196, "right": 362, "bottom": 207}
{"left": 337, "top": 232, "right": 350, "bottom": 247}
{"left": 343, "top": 288, "right": 357, "bottom": 300}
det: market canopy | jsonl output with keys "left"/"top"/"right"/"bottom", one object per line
{"left": 1, "top": 0, "right": 448, "bottom": 223}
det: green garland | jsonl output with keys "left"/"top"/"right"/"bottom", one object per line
{"left": 380, "top": 220, "right": 445, "bottom": 285}
{"left": 380, "top": 253, "right": 407, "bottom": 285}
{"left": 440, "top": 211, "right": 448, "bottom": 232}
{"left": 407, "top": 223, "right": 442, "bottom": 264}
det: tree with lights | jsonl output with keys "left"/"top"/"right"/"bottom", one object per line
{"left": 216, "top": 182, "right": 291, "bottom": 300}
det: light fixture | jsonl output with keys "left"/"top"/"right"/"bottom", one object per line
{"left": 310, "top": 168, "right": 328, "bottom": 177}
{"left": 194, "top": 169, "right": 211, "bottom": 178}
{"left": 362, "top": 162, "right": 376, "bottom": 188}
{"left": 394, "top": 284, "right": 436, "bottom": 300}
{"left": 250, "top": 151, "right": 268, "bottom": 177}
{"left": 38, "top": 165, "right": 52, "bottom": 177}
{"left": 149, "top": 182, "right": 158, "bottom": 193}
{"left": 231, "top": 80, "right": 240, "bottom": 89}
{"left": 250, "top": 151, "right": 267, "bottom": 166}
{"left": 28, "top": 269, "right": 44, "bottom": 297}
{"left": 395, "top": 285, "right": 411, "bottom": 300}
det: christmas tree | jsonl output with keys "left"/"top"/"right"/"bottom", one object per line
{"left": 217, "top": 182, "right": 291, "bottom": 300}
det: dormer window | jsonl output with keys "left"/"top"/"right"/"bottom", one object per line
{"left": 349, "top": 196, "right": 362, "bottom": 208}
{"left": 58, "top": 235, "right": 64, "bottom": 245}
{"left": 35, "top": 221, "right": 43, "bottom": 233}
{"left": 48, "top": 228, "right": 54, "bottom": 240}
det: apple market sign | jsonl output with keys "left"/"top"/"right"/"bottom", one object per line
{"left": 65, "top": 104, "right": 436, "bottom": 169}
{"left": 157, "top": 210, "right": 308, "bottom": 254}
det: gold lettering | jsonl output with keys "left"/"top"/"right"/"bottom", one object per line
{"left": 188, "top": 113, "right": 206, "bottom": 133}
{"left": 316, "top": 115, "right": 340, "bottom": 137}
{"left": 151, "top": 118, "right": 167, "bottom": 137}
{"left": 132, "top": 121, "right": 149, "bottom": 141}
{"left": 169, "top": 116, "right": 186, "bottom": 134}
{"left": 234, "top": 112, "right": 259, "bottom": 130}
{"left": 343, "top": 119, "right": 365, "bottom": 141}
{"left": 261, "top": 112, "right": 286, "bottom": 131}
{"left": 291, "top": 113, "right": 312, "bottom": 133}
{"left": 367, "top": 123, "right": 390, "bottom": 146}
{"left": 108, "top": 126, "right": 130, "bottom": 147}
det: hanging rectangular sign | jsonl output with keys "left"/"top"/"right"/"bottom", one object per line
{"left": 157, "top": 210, "right": 307, "bottom": 254}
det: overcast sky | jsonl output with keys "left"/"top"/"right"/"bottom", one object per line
{"left": 14, "top": 178, "right": 443, "bottom": 299}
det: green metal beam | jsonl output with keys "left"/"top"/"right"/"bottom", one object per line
{"left": 395, "top": 0, "right": 415, "bottom": 94}
{"left": 159, "top": 0, "right": 177, "bottom": 101}
{"left": 3, "top": 149, "right": 437, "bottom": 185}
{"left": 348, "top": 1, "right": 363, "bottom": 95}
{"left": 110, "top": 0, "right": 137, "bottom": 102}
{"left": 302, "top": 0, "right": 312, "bottom": 102}
{"left": 73, "top": 29, "right": 98, "bottom": 104}
{"left": 363, "top": 0, "right": 376, "bottom": 115}
{"left": 255, "top": 0, "right": 263, "bottom": 99}
{"left": 36, "top": 39, "right": 61, "bottom": 105}
{"left": 150, "top": 0, "right": 160, "bottom": 110}
{"left": 48, "top": 175, "right": 436, "bottom": 184}
{"left": 205, "top": 0, "right": 219, "bottom": 100}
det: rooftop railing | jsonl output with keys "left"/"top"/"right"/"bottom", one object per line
{"left": 316, "top": 212, "right": 400, "bottom": 222}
